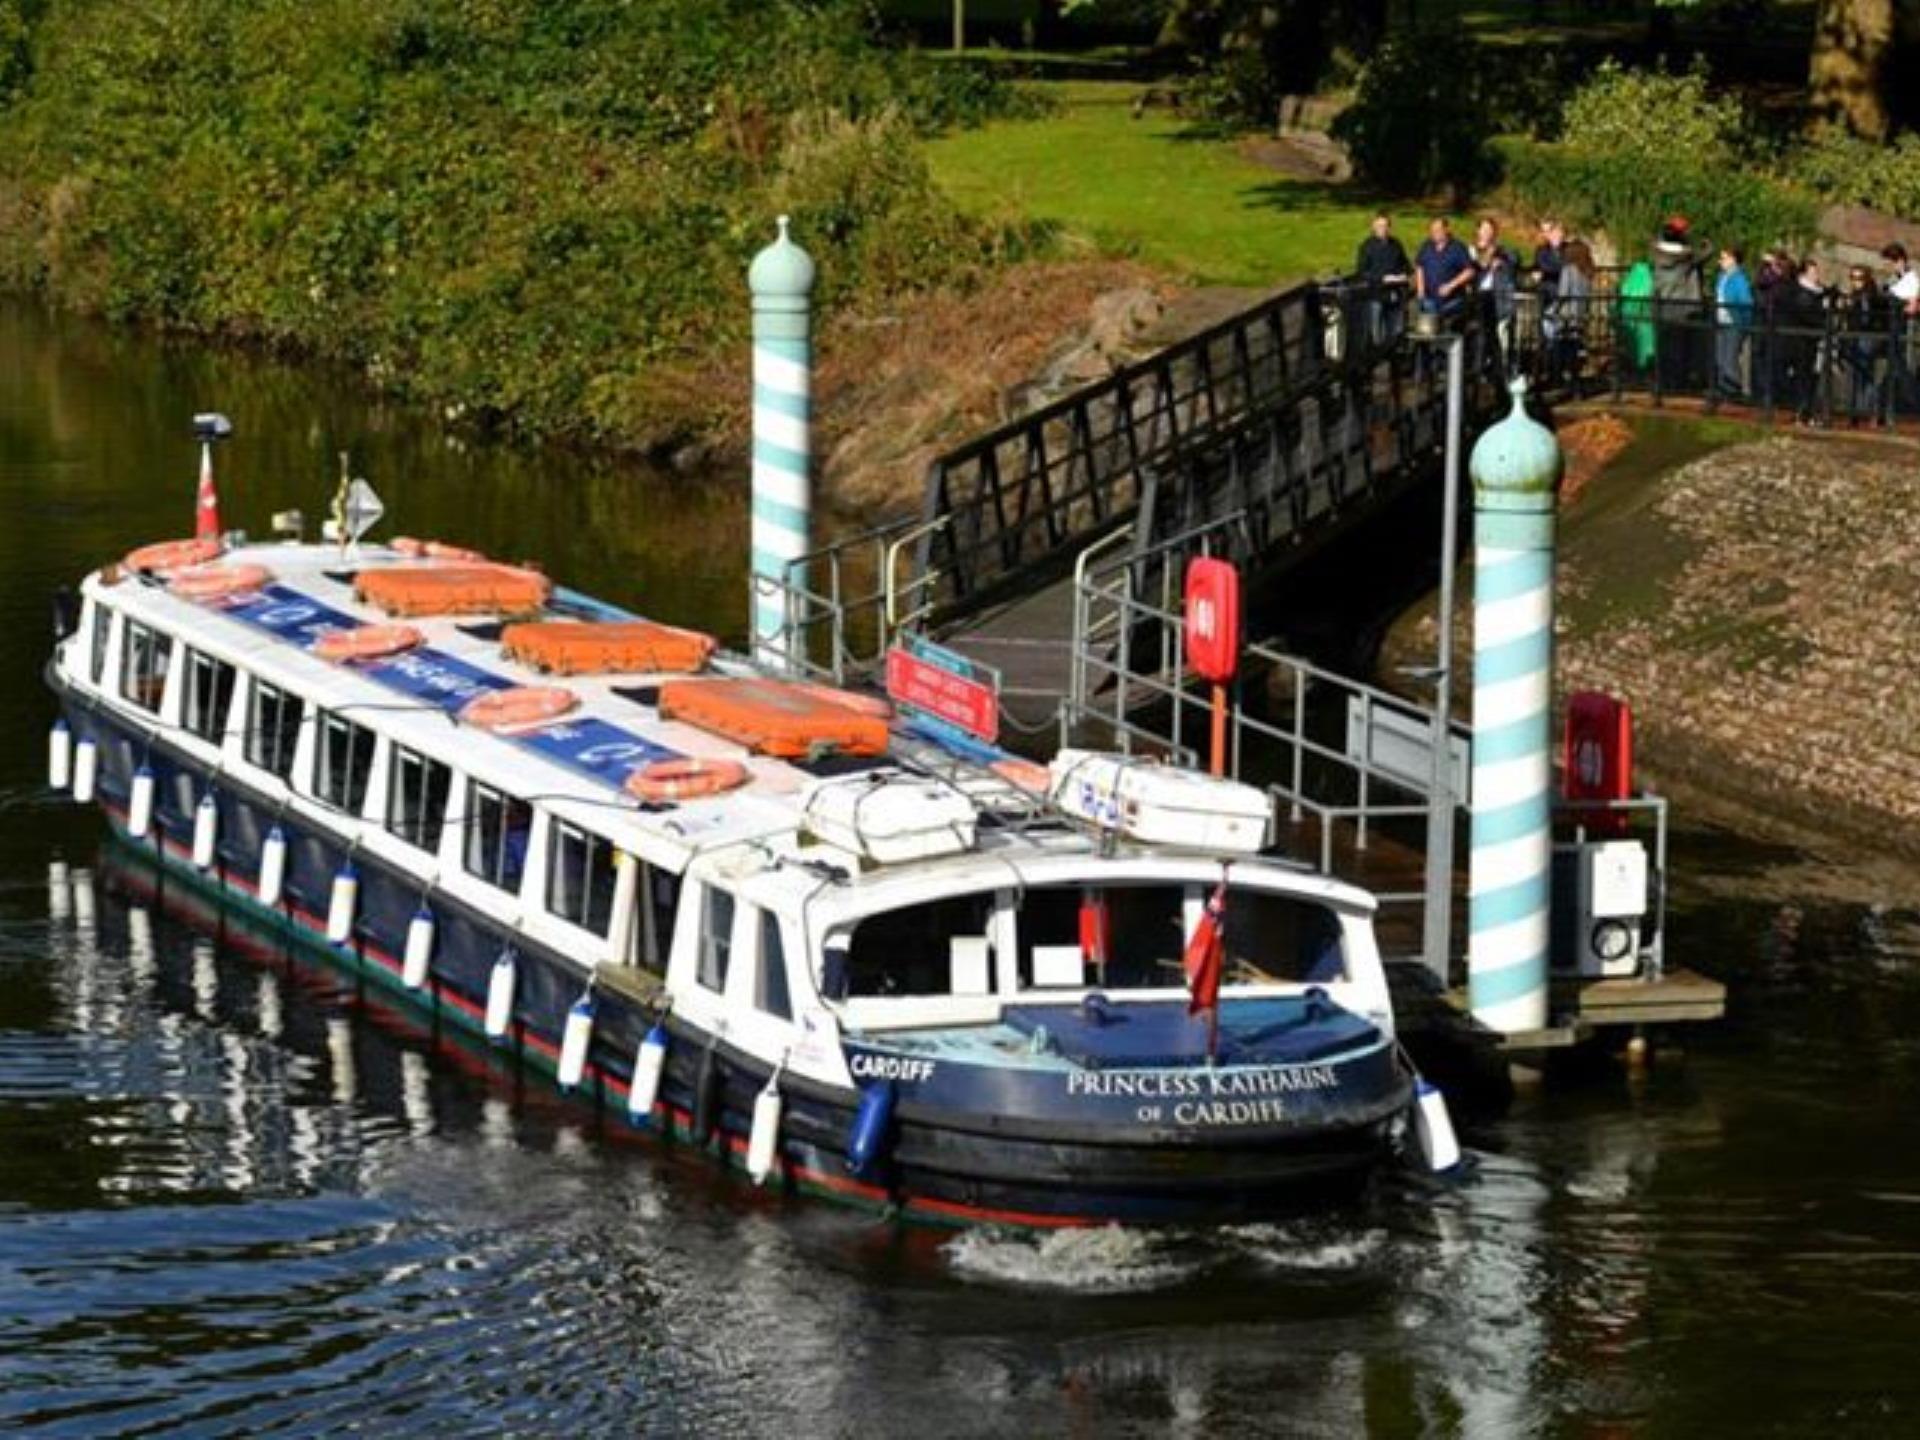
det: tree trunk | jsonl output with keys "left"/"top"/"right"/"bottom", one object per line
{"left": 1809, "top": 0, "right": 1894, "bottom": 140}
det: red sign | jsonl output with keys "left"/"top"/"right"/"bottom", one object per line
{"left": 1184, "top": 557, "right": 1242, "bottom": 684}
{"left": 885, "top": 646, "right": 999, "bottom": 743}
{"left": 1563, "top": 690, "right": 1632, "bottom": 836}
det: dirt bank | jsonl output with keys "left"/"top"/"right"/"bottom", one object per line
{"left": 1386, "top": 412, "right": 1920, "bottom": 858}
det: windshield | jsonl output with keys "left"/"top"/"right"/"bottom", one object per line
{"left": 830, "top": 882, "right": 1347, "bottom": 1002}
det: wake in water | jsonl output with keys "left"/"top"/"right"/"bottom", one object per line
{"left": 941, "top": 1216, "right": 1396, "bottom": 1293}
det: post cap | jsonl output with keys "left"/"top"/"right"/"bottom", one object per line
{"left": 748, "top": 215, "right": 816, "bottom": 301}
{"left": 1470, "top": 377, "right": 1562, "bottom": 497}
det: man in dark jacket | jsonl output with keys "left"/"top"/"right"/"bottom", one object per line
{"left": 1355, "top": 212, "right": 1411, "bottom": 345}
{"left": 1415, "top": 217, "right": 1475, "bottom": 322}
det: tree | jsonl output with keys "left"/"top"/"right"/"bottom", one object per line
{"left": 1808, "top": 0, "right": 1895, "bottom": 139}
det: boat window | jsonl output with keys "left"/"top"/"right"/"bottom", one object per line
{"left": 1014, "top": 886, "right": 1186, "bottom": 990}
{"left": 119, "top": 620, "right": 173, "bottom": 714}
{"left": 641, "top": 866, "right": 680, "bottom": 976}
{"left": 387, "top": 744, "right": 451, "bottom": 853}
{"left": 840, "top": 891, "right": 996, "bottom": 999}
{"left": 181, "top": 648, "right": 237, "bottom": 743}
{"left": 547, "top": 819, "right": 615, "bottom": 938}
{"left": 464, "top": 779, "right": 532, "bottom": 893}
{"left": 697, "top": 887, "right": 734, "bottom": 992}
{"left": 314, "top": 711, "right": 377, "bottom": 816}
{"left": 1220, "top": 889, "right": 1347, "bottom": 986}
{"left": 755, "top": 909, "right": 792, "bottom": 1021}
{"left": 245, "top": 678, "right": 304, "bottom": 779}
{"left": 89, "top": 603, "right": 113, "bottom": 686}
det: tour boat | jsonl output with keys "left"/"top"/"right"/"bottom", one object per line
{"left": 44, "top": 533, "right": 1420, "bottom": 1226}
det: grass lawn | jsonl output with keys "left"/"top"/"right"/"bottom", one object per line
{"left": 926, "top": 81, "right": 1385, "bottom": 287}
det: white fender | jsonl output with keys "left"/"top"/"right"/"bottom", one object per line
{"left": 628, "top": 1022, "right": 668, "bottom": 1123}
{"left": 557, "top": 991, "right": 596, "bottom": 1090}
{"left": 326, "top": 863, "right": 359, "bottom": 945}
{"left": 48, "top": 721, "right": 72, "bottom": 791}
{"left": 402, "top": 907, "right": 435, "bottom": 990}
{"left": 72, "top": 737, "right": 98, "bottom": 804}
{"left": 128, "top": 765, "right": 155, "bottom": 840}
{"left": 747, "top": 1074, "right": 784, "bottom": 1186}
{"left": 191, "top": 793, "right": 218, "bottom": 870}
{"left": 1413, "top": 1079, "right": 1461, "bottom": 1174}
{"left": 258, "top": 825, "right": 287, "bottom": 909}
{"left": 485, "top": 952, "right": 517, "bottom": 1039}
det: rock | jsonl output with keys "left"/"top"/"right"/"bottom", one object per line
{"left": 1086, "top": 287, "right": 1164, "bottom": 358}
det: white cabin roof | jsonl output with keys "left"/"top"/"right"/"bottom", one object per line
{"left": 86, "top": 538, "right": 1377, "bottom": 908}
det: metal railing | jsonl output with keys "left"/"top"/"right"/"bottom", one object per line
{"left": 915, "top": 282, "right": 1329, "bottom": 623}
{"left": 1066, "top": 515, "right": 1671, "bottom": 986}
{"left": 1330, "top": 271, "right": 1920, "bottom": 428}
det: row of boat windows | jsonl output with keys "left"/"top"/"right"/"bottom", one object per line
{"left": 89, "top": 602, "right": 671, "bottom": 956}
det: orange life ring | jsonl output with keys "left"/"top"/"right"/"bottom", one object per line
{"left": 991, "top": 758, "right": 1052, "bottom": 794}
{"left": 167, "top": 562, "right": 274, "bottom": 601}
{"left": 126, "top": 537, "right": 222, "bottom": 574}
{"left": 312, "top": 623, "right": 424, "bottom": 662}
{"left": 624, "top": 757, "right": 750, "bottom": 803}
{"left": 460, "top": 684, "right": 579, "bottom": 734}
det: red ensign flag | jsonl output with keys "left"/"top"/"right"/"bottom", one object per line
{"left": 195, "top": 443, "right": 221, "bottom": 540}
{"left": 1183, "top": 884, "right": 1226, "bottom": 1018}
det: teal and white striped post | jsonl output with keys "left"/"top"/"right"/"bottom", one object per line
{"left": 1466, "top": 378, "right": 1562, "bottom": 1034}
{"left": 747, "top": 215, "right": 817, "bottom": 671}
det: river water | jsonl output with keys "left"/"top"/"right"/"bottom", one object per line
{"left": 2, "top": 297, "right": 1919, "bottom": 1436}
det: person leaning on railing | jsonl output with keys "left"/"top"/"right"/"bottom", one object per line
{"left": 1842, "top": 264, "right": 1892, "bottom": 424}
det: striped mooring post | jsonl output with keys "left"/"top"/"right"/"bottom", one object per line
{"left": 1466, "top": 377, "right": 1563, "bottom": 1034}
{"left": 747, "top": 215, "right": 817, "bottom": 671}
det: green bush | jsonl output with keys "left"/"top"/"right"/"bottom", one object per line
{"left": 1786, "top": 129, "right": 1920, "bottom": 222}
{"left": 0, "top": 0, "right": 1035, "bottom": 448}
{"left": 1556, "top": 59, "right": 1751, "bottom": 164}
{"left": 1498, "top": 138, "right": 1818, "bottom": 261}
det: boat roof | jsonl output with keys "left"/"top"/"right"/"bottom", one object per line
{"left": 85, "top": 538, "right": 1377, "bottom": 910}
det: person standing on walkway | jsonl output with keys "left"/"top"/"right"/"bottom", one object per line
{"left": 1713, "top": 245, "right": 1755, "bottom": 400}
{"left": 1651, "top": 216, "right": 1705, "bottom": 392}
{"left": 1882, "top": 243, "right": 1920, "bottom": 413}
{"left": 1551, "top": 236, "right": 1596, "bottom": 387}
{"left": 1781, "top": 257, "right": 1830, "bottom": 424}
{"left": 1415, "top": 217, "right": 1475, "bottom": 322}
{"left": 1534, "top": 218, "right": 1566, "bottom": 359}
{"left": 1355, "top": 212, "right": 1411, "bottom": 346}
{"left": 1842, "top": 264, "right": 1891, "bottom": 423}
{"left": 1473, "top": 217, "right": 1518, "bottom": 368}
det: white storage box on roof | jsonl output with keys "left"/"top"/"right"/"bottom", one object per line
{"left": 1049, "top": 749, "right": 1271, "bottom": 854}
{"left": 801, "top": 771, "right": 977, "bottom": 864}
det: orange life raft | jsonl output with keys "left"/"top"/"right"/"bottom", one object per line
{"left": 501, "top": 620, "right": 715, "bottom": 676}
{"left": 312, "top": 623, "right": 424, "bottom": 662}
{"left": 168, "top": 562, "right": 273, "bottom": 601}
{"left": 355, "top": 563, "right": 551, "bottom": 618}
{"left": 460, "top": 685, "right": 579, "bottom": 734}
{"left": 656, "top": 678, "right": 891, "bottom": 759}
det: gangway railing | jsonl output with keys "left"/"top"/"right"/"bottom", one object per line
{"left": 915, "top": 282, "right": 1330, "bottom": 623}
{"left": 1065, "top": 516, "right": 1670, "bottom": 986}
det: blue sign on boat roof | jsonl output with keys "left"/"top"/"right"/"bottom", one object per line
{"left": 216, "top": 584, "right": 680, "bottom": 789}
